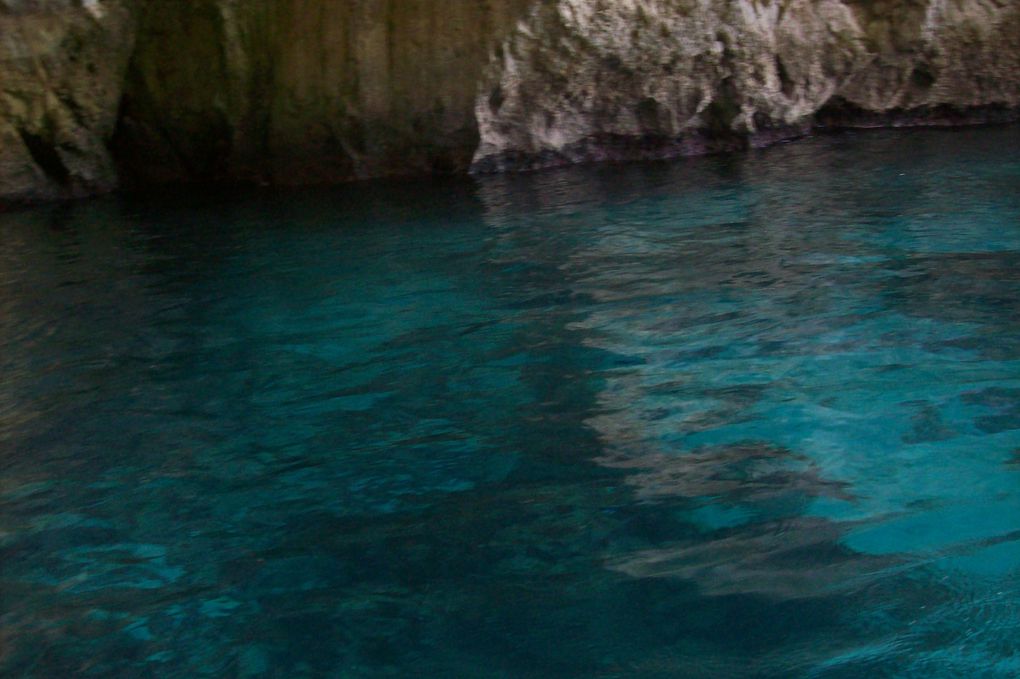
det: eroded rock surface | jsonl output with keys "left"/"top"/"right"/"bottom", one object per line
{"left": 0, "top": 0, "right": 135, "bottom": 204}
{"left": 1, "top": 0, "right": 1018, "bottom": 204}
{"left": 473, "top": 0, "right": 1020, "bottom": 170}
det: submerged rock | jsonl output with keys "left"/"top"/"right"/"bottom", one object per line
{"left": 1, "top": 0, "right": 1019, "bottom": 204}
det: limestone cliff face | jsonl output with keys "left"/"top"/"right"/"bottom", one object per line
{"left": 1, "top": 0, "right": 1018, "bottom": 204}
{"left": 0, "top": 0, "right": 135, "bottom": 204}
{"left": 473, "top": 0, "right": 1020, "bottom": 170}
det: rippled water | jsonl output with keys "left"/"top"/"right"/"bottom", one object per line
{"left": 2, "top": 126, "right": 1020, "bottom": 677}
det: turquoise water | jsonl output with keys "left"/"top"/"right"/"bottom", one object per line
{"left": 1, "top": 126, "right": 1019, "bottom": 677}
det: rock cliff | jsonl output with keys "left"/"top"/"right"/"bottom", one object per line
{"left": 2, "top": 0, "right": 1019, "bottom": 205}
{"left": 113, "top": 0, "right": 533, "bottom": 186}
{"left": 0, "top": 0, "right": 135, "bottom": 204}
{"left": 474, "top": 0, "right": 1020, "bottom": 170}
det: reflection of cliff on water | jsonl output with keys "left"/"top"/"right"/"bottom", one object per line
{"left": 474, "top": 156, "right": 899, "bottom": 610}
{"left": 608, "top": 517, "right": 896, "bottom": 600}
{"left": 597, "top": 440, "right": 852, "bottom": 505}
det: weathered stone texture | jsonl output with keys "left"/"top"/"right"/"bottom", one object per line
{"left": 473, "top": 0, "right": 1020, "bottom": 170}
{"left": 1, "top": 0, "right": 135, "bottom": 204}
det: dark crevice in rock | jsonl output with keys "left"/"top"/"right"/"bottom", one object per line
{"left": 750, "top": 111, "right": 811, "bottom": 148}
{"left": 635, "top": 97, "right": 662, "bottom": 131}
{"left": 18, "top": 128, "right": 71, "bottom": 186}
{"left": 775, "top": 56, "right": 796, "bottom": 98}
{"left": 57, "top": 92, "right": 88, "bottom": 128}
{"left": 489, "top": 85, "right": 505, "bottom": 113}
{"left": 815, "top": 97, "right": 1020, "bottom": 129}
{"left": 704, "top": 78, "right": 742, "bottom": 136}
{"left": 910, "top": 63, "right": 937, "bottom": 89}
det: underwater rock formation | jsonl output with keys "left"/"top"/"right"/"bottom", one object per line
{"left": 1, "top": 0, "right": 1019, "bottom": 204}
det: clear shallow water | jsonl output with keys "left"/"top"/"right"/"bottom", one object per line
{"left": 1, "top": 126, "right": 1019, "bottom": 677}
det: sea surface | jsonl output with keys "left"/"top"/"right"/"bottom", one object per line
{"left": 2, "top": 126, "right": 1019, "bottom": 677}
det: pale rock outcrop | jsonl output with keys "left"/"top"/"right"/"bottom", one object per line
{"left": 473, "top": 0, "right": 1020, "bottom": 170}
